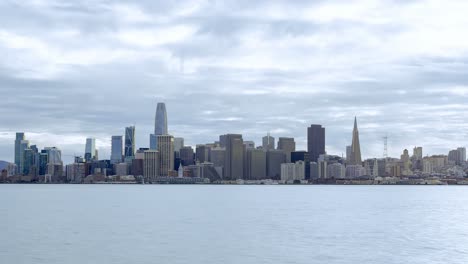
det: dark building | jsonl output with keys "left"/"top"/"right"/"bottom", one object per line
{"left": 224, "top": 134, "right": 244, "bottom": 180}
{"left": 132, "top": 159, "right": 144, "bottom": 176}
{"left": 266, "top": 150, "right": 286, "bottom": 180}
{"left": 291, "top": 151, "right": 311, "bottom": 179}
{"left": 180, "top": 146, "right": 195, "bottom": 166}
{"left": 196, "top": 145, "right": 209, "bottom": 163}
{"left": 307, "top": 124, "right": 325, "bottom": 162}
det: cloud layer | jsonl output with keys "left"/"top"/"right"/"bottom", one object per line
{"left": 1, "top": 0, "right": 468, "bottom": 163}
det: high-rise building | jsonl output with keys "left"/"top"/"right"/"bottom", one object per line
{"left": 14, "top": 132, "right": 25, "bottom": 170}
{"left": 174, "top": 138, "right": 184, "bottom": 152}
{"left": 448, "top": 147, "right": 467, "bottom": 166}
{"left": 318, "top": 160, "right": 327, "bottom": 178}
{"left": 349, "top": 117, "right": 362, "bottom": 165}
{"left": 180, "top": 146, "right": 195, "bottom": 166}
{"left": 144, "top": 150, "right": 159, "bottom": 183}
{"left": 307, "top": 124, "right": 325, "bottom": 162}
{"left": 111, "top": 136, "right": 123, "bottom": 164}
{"left": 19, "top": 139, "right": 30, "bottom": 175}
{"left": 413, "top": 147, "right": 423, "bottom": 160}
{"left": 277, "top": 137, "right": 296, "bottom": 163}
{"left": 262, "top": 133, "right": 275, "bottom": 150}
{"left": 224, "top": 134, "right": 244, "bottom": 180}
{"left": 346, "top": 145, "right": 352, "bottom": 162}
{"left": 210, "top": 147, "right": 225, "bottom": 167}
{"left": 157, "top": 135, "right": 174, "bottom": 176}
{"left": 244, "top": 141, "right": 255, "bottom": 149}
{"left": 85, "top": 138, "right": 96, "bottom": 161}
{"left": 245, "top": 148, "right": 266, "bottom": 180}
{"left": 124, "top": 126, "right": 135, "bottom": 161}
{"left": 196, "top": 145, "right": 210, "bottom": 163}
{"left": 155, "top": 102, "right": 168, "bottom": 136}
{"left": 266, "top": 150, "right": 286, "bottom": 180}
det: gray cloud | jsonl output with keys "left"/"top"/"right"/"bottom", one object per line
{"left": 0, "top": 0, "right": 467, "bottom": 163}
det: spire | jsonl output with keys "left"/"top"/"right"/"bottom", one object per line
{"left": 350, "top": 117, "right": 362, "bottom": 165}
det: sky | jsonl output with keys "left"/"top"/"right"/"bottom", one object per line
{"left": 1, "top": 0, "right": 468, "bottom": 164}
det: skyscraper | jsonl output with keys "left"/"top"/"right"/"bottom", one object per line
{"left": 307, "top": 124, "right": 325, "bottom": 162}
{"left": 278, "top": 137, "right": 296, "bottom": 163}
{"left": 111, "top": 136, "right": 123, "bottom": 164}
{"left": 124, "top": 126, "right": 135, "bottom": 161}
{"left": 262, "top": 133, "right": 275, "bottom": 150}
{"left": 245, "top": 148, "right": 266, "bottom": 180}
{"left": 144, "top": 150, "right": 159, "bottom": 183}
{"left": 155, "top": 102, "right": 168, "bottom": 136}
{"left": 14, "top": 132, "right": 25, "bottom": 169}
{"left": 157, "top": 135, "right": 174, "bottom": 176}
{"left": 224, "top": 134, "right": 244, "bottom": 180}
{"left": 19, "top": 139, "right": 30, "bottom": 175}
{"left": 85, "top": 138, "right": 96, "bottom": 161}
{"left": 174, "top": 138, "right": 184, "bottom": 152}
{"left": 349, "top": 117, "right": 362, "bottom": 165}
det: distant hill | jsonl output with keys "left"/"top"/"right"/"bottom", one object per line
{"left": 0, "top": 161, "right": 11, "bottom": 170}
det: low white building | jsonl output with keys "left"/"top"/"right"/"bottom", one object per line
{"left": 327, "top": 163, "right": 345, "bottom": 179}
{"left": 281, "top": 161, "right": 305, "bottom": 182}
{"left": 346, "top": 165, "right": 366, "bottom": 178}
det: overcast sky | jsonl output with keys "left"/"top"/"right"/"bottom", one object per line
{"left": 1, "top": 0, "right": 468, "bottom": 163}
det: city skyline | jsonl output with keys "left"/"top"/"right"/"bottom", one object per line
{"left": 1, "top": 1, "right": 468, "bottom": 162}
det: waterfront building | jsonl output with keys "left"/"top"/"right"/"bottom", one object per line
{"left": 245, "top": 148, "right": 266, "bottom": 180}
{"left": 157, "top": 135, "right": 174, "bottom": 176}
{"left": 223, "top": 134, "right": 244, "bottom": 180}
{"left": 278, "top": 137, "right": 296, "bottom": 163}
{"left": 144, "top": 150, "right": 159, "bottom": 183}
{"left": 124, "top": 126, "right": 135, "bottom": 161}
{"left": 307, "top": 124, "right": 325, "bottom": 162}
{"left": 115, "top": 163, "right": 128, "bottom": 176}
{"left": 262, "top": 133, "right": 275, "bottom": 150}
{"left": 291, "top": 151, "right": 311, "bottom": 179}
{"left": 111, "top": 136, "right": 123, "bottom": 164}
{"left": 66, "top": 163, "right": 86, "bottom": 183}
{"left": 327, "top": 163, "right": 345, "bottom": 179}
{"left": 85, "top": 138, "right": 96, "bottom": 161}
{"left": 310, "top": 162, "right": 319, "bottom": 179}
{"left": 448, "top": 147, "right": 466, "bottom": 166}
{"left": 281, "top": 161, "right": 305, "bottom": 182}
{"left": 349, "top": 117, "right": 362, "bottom": 165}
{"left": 318, "top": 160, "right": 327, "bottom": 179}
{"left": 346, "top": 165, "right": 366, "bottom": 178}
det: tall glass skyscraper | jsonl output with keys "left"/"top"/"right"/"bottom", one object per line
{"left": 15, "top": 132, "right": 25, "bottom": 169}
{"left": 85, "top": 138, "right": 96, "bottom": 161}
{"left": 155, "top": 102, "right": 168, "bottom": 136}
{"left": 111, "top": 136, "right": 123, "bottom": 164}
{"left": 125, "top": 126, "right": 135, "bottom": 161}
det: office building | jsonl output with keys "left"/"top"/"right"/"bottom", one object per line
{"left": 196, "top": 144, "right": 210, "bottom": 163}
{"left": 224, "top": 134, "right": 244, "bottom": 180}
{"left": 124, "top": 126, "right": 135, "bottom": 161}
{"left": 157, "top": 135, "right": 174, "bottom": 176}
{"left": 278, "top": 137, "right": 296, "bottom": 163}
{"left": 180, "top": 146, "right": 195, "bottom": 166}
{"left": 174, "top": 137, "right": 184, "bottom": 152}
{"left": 111, "top": 136, "right": 123, "bottom": 164}
{"left": 144, "top": 150, "right": 159, "bottom": 183}
{"left": 14, "top": 132, "right": 25, "bottom": 170}
{"left": 155, "top": 102, "right": 168, "bottom": 135}
{"left": 262, "top": 133, "right": 275, "bottom": 150}
{"left": 266, "top": 150, "right": 286, "bottom": 180}
{"left": 85, "top": 138, "right": 96, "bottom": 161}
{"left": 291, "top": 151, "right": 311, "bottom": 179}
{"left": 307, "top": 124, "right": 325, "bottom": 162}
{"left": 245, "top": 148, "right": 266, "bottom": 180}
{"left": 327, "top": 163, "right": 345, "bottom": 179}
